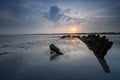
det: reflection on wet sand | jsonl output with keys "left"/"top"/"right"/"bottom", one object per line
{"left": 50, "top": 51, "right": 63, "bottom": 61}
{"left": 0, "top": 52, "right": 10, "bottom": 56}
{"left": 0, "top": 52, "right": 15, "bottom": 56}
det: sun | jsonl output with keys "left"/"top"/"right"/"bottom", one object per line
{"left": 70, "top": 27, "right": 78, "bottom": 33}
{"left": 67, "top": 24, "right": 80, "bottom": 33}
{"left": 72, "top": 28, "right": 76, "bottom": 32}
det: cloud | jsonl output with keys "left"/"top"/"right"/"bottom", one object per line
{"left": 44, "top": 5, "right": 86, "bottom": 27}
{"left": 0, "top": 0, "right": 120, "bottom": 34}
{"left": 105, "top": 6, "right": 120, "bottom": 17}
{"left": 45, "top": 6, "right": 62, "bottom": 22}
{"left": 63, "top": 16, "right": 86, "bottom": 24}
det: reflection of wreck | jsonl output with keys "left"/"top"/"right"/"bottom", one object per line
{"left": 98, "top": 58, "right": 110, "bottom": 73}
{"left": 59, "top": 34, "right": 113, "bottom": 73}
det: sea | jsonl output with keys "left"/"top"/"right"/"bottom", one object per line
{"left": 0, "top": 34, "right": 120, "bottom": 80}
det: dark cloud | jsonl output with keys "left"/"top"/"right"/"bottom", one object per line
{"left": 106, "top": 6, "right": 120, "bottom": 17}
{"left": 86, "top": 16, "right": 120, "bottom": 32}
{"left": 0, "top": 0, "right": 29, "bottom": 17}
{"left": 0, "top": 0, "right": 31, "bottom": 27}
{"left": 93, "top": 6, "right": 120, "bottom": 32}
{"left": 45, "top": 5, "right": 86, "bottom": 25}
{"left": 46, "top": 6, "right": 62, "bottom": 22}
{"left": 63, "top": 16, "right": 86, "bottom": 25}
{"left": 64, "top": 9, "right": 71, "bottom": 14}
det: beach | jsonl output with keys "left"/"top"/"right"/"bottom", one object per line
{"left": 0, "top": 34, "right": 120, "bottom": 80}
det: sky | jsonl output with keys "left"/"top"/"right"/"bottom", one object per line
{"left": 0, "top": 0, "right": 120, "bottom": 34}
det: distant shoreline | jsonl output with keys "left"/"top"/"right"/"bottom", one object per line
{"left": 0, "top": 32, "right": 120, "bottom": 35}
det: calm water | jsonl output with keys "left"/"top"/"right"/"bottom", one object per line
{"left": 0, "top": 34, "right": 120, "bottom": 80}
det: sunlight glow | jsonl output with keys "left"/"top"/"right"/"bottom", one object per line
{"left": 72, "top": 28, "right": 76, "bottom": 32}
{"left": 70, "top": 26, "right": 80, "bottom": 33}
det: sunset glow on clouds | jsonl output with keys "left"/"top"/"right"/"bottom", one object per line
{"left": 0, "top": 0, "right": 120, "bottom": 34}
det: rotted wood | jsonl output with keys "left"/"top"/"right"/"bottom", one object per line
{"left": 50, "top": 44, "right": 63, "bottom": 55}
{"left": 80, "top": 34, "right": 113, "bottom": 59}
{"left": 60, "top": 34, "right": 113, "bottom": 59}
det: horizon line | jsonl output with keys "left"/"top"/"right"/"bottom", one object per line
{"left": 0, "top": 32, "right": 120, "bottom": 35}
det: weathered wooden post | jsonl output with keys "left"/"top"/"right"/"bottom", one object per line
{"left": 50, "top": 44, "right": 63, "bottom": 55}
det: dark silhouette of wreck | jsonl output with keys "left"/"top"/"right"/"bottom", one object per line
{"left": 79, "top": 34, "right": 113, "bottom": 73}
{"left": 59, "top": 34, "right": 113, "bottom": 73}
